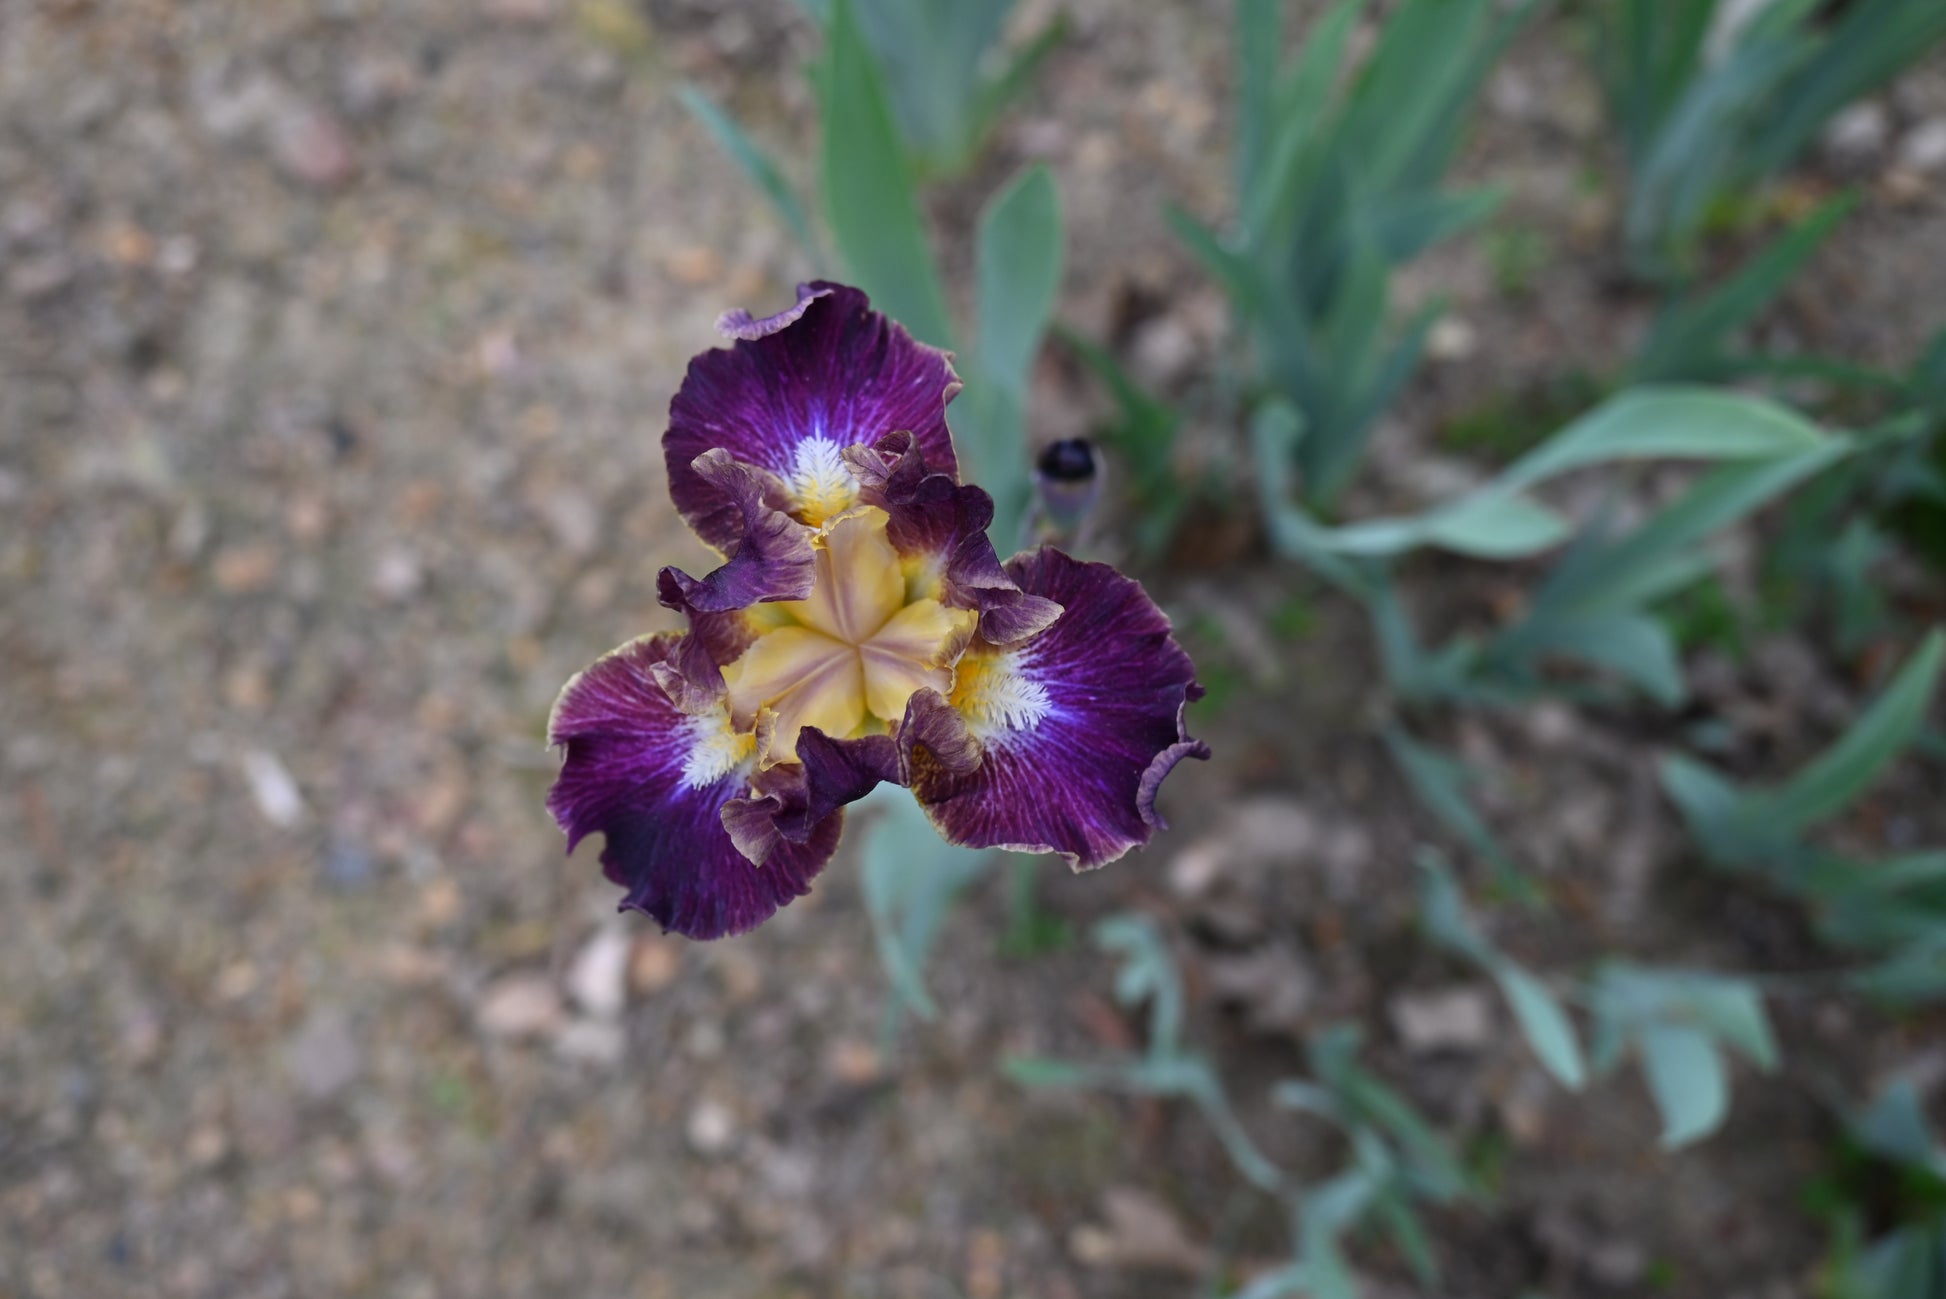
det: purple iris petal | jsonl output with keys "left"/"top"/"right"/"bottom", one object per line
{"left": 656, "top": 449, "right": 815, "bottom": 615}
{"left": 908, "top": 548, "right": 1209, "bottom": 870}
{"left": 717, "top": 282, "right": 826, "bottom": 341}
{"left": 646, "top": 626, "right": 732, "bottom": 715}
{"left": 667, "top": 282, "right": 962, "bottom": 552}
{"left": 547, "top": 634, "right": 835, "bottom": 939}
{"left": 898, "top": 687, "right": 983, "bottom": 781}
{"left": 723, "top": 729, "right": 900, "bottom": 865}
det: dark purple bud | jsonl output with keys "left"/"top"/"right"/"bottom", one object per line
{"left": 1033, "top": 439, "right": 1103, "bottom": 541}
{"left": 1037, "top": 438, "right": 1097, "bottom": 483}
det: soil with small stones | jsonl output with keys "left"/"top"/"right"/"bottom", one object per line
{"left": 5, "top": 2, "right": 1946, "bottom": 1297}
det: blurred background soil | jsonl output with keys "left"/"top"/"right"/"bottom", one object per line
{"left": 3, "top": 1, "right": 1945, "bottom": 1296}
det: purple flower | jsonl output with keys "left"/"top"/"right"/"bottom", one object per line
{"left": 547, "top": 282, "right": 1208, "bottom": 939}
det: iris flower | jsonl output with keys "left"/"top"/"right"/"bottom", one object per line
{"left": 546, "top": 283, "right": 1207, "bottom": 939}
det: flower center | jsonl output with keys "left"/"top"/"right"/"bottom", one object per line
{"left": 722, "top": 506, "right": 975, "bottom": 766}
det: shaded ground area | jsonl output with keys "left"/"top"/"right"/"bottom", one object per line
{"left": 4, "top": 2, "right": 1946, "bottom": 1296}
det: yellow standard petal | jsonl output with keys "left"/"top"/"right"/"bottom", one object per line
{"left": 722, "top": 626, "right": 865, "bottom": 765}
{"left": 860, "top": 599, "right": 976, "bottom": 722}
{"left": 780, "top": 507, "right": 904, "bottom": 644}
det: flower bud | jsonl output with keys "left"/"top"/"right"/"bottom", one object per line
{"left": 1034, "top": 438, "right": 1103, "bottom": 542}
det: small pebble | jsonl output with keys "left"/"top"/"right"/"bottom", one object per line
{"left": 478, "top": 975, "right": 564, "bottom": 1040}
{"left": 269, "top": 105, "right": 358, "bottom": 189}
{"left": 685, "top": 1099, "right": 735, "bottom": 1156}
{"left": 369, "top": 547, "right": 424, "bottom": 602}
{"left": 1898, "top": 119, "right": 1946, "bottom": 175}
{"left": 240, "top": 749, "right": 306, "bottom": 829}
{"left": 211, "top": 543, "right": 280, "bottom": 595}
{"left": 283, "top": 1010, "right": 362, "bottom": 1101}
{"left": 1823, "top": 101, "right": 1889, "bottom": 164}
{"left": 628, "top": 935, "right": 683, "bottom": 995}
{"left": 322, "top": 836, "right": 376, "bottom": 889}
{"left": 1429, "top": 315, "right": 1478, "bottom": 361}
{"left": 555, "top": 1019, "right": 626, "bottom": 1066}
{"left": 1390, "top": 985, "right": 1492, "bottom": 1053}
{"left": 567, "top": 926, "right": 630, "bottom": 1020}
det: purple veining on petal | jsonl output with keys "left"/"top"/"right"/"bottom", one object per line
{"left": 656, "top": 449, "right": 815, "bottom": 615}
{"left": 546, "top": 634, "right": 834, "bottom": 939}
{"left": 910, "top": 548, "right": 1207, "bottom": 870}
{"left": 667, "top": 282, "right": 962, "bottom": 552}
{"left": 717, "top": 282, "right": 829, "bottom": 341}
{"left": 723, "top": 729, "right": 900, "bottom": 865}
{"left": 848, "top": 432, "right": 1063, "bottom": 646}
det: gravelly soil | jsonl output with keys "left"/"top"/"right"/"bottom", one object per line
{"left": 5, "top": 2, "right": 1946, "bottom": 1297}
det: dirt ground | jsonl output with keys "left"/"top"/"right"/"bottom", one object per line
{"left": 4, "top": 2, "right": 1946, "bottom": 1296}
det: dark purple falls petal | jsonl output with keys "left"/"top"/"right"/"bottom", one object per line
{"left": 546, "top": 634, "right": 837, "bottom": 940}
{"left": 907, "top": 548, "right": 1209, "bottom": 870}
{"left": 722, "top": 730, "right": 900, "bottom": 866}
{"left": 666, "top": 282, "right": 962, "bottom": 552}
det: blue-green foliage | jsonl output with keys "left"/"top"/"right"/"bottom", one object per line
{"left": 1261, "top": 387, "right": 1834, "bottom": 714}
{"left": 679, "top": 0, "right": 1946, "bottom": 1283}
{"left": 1181, "top": 0, "right": 1535, "bottom": 512}
{"left": 676, "top": 85, "right": 822, "bottom": 260}
{"left": 1251, "top": 386, "right": 1842, "bottom": 921}
{"left": 1010, "top": 914, "right": 1474, "bottom": 1297}
{"left": 1764, "top": 339, "right": 1946, "bottom": 645}
{"left": 1419, "top": 854, "right": 1779, "bottom": 1149}
{"left": 1628, "top": 193, "right": 1857, "bottom": 385}
{"left": 1585, "top": 965, "right": 1778, "bottom": 1149}
{"left": 1385, "top": 729, "right": 1526, "bottom": 898}
{"left": 1597, "top": 0, "right": 1946, "bottom": 280}
{"left": 810, "top": 0, "right": 958, "bottom": 349}
{"left": 796, "top": 0, "right": 1063, "bottom": 178}
{"left": 1287, "top": 386, "right": 1831, "bottom": 566}
{"left": 1056, "top": 327, "right": 1191, "bottom": 557}
{"left": 1664, "top": 630, "right": 1946, "bottom": 999}
{"left": 1820, "top": 1083, "right": 1946, "bottom": 1299}
{"left": 1663, "top": 630, "right": 1943, "bottom": 871}
{"left": 1471, "top": 425, "right": 1841, "bottom": 706}
{"left": 857, "top": 787, "right": 995, "bottom": 1023}
{"left": 1417, "top": 853, "right": 1587, "bottom": 1090}
{"left": 960, "top": 165, "right": 1065, "bottom": 545}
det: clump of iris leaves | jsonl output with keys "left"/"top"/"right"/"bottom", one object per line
{"left": 678, "top": 1, "right": 1946, "bottom": 1294}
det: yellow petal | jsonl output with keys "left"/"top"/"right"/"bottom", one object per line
{"left": 859, "top": 599, "right": 976, "bottom": 722}
{"left": 782, "top": 507, "right": 903, "bottom": 644}
{"left": 723, "top": 627, "right": 865, "bottom": 761}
